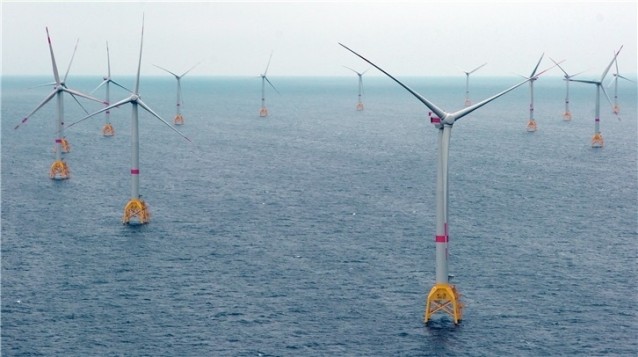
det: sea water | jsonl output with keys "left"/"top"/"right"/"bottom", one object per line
{"left": 2, "top": 75, "right": 636, "bottom": 356}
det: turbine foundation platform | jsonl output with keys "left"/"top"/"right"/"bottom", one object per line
{"left": 49, "top": 160, "right": 69, "bottom": 180}
{"left": 563, "top": 111, "right": 572, "bottom": 121}
{"left": 58, "top": 138, "right": 71, "bottom": 153}
{"left": 424, "top": 283, "right": 463, "bottom": 325}
{"left": 356, "top": 102, "right": 364, "bottom": 111}
{"left": 123, "top": 198, "right": 150, "bottom": 225}
{"left": 464, "top": 99, "right": 472, "bottom": 107}
{"left": 526, "top": 119, "right": 537, "bottom": 132}
{"left": 102, "top": 123, "right": 114, "bottom": 136}
{"left": 260, "top": 107, "right": 268, "bottom": 117}
{"left": 591, "top": 132, "right": 604, "bottom": 148}
{"left": 174, "top": 114, "right": 184, "bottom": 125}
{"left": 613, "top": 105, "right": 620, "bottom": 115}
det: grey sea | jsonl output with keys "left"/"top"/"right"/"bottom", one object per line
{"left": 2, "top": 75, "right": 637, "bottom": 356}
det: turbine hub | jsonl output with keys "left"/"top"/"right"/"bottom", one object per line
{"left": 131, "top": 94, "right": 139, "bottom": 101}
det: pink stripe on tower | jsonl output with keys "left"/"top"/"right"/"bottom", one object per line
{"left": 131, "top": 169, "right": 140, "bottom": 175}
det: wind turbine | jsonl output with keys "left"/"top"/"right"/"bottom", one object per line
{"left": 91, "top": 42, "right": 132, "bottom": 136}
{"left": 68, "top": 17, "right": 191, "bottom": 224}
{"left": 521, "top": 54, "right": 561, "bottom": 132}
{"left": 570, "top": 45, "right": 623, "bottom": 148}
{"left": 462, "top": 63, "right": 486, "bottom": 107}
{"left": 340, "top": 43, "right": 532, "bottom": 325}
{"left": 344, "top": 66, "right": 368, "bottom": 111}
{"left": 550, "top": 58, "right": 584, "bottom": 121}
{"left": 153, "top": 62, "right": 200, "bottom": 125}
{"left": 259, "top": 52, "right": 279, "bottom": 117}
{"left": 610, "top": 54, "right": 633, "bottom": 115}
{"left": 14, "top": 28, "right": 105, "bottom": 180}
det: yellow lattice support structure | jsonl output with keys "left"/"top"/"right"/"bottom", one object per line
{"left": 356, "top": 102, "right": 364, "bottom": 111}
{"left": 122, "top": 198, "right": 150, "bottom": 225}
{"left": 591, "top": 133, "right": 604, "bottom": 148}
{"left": 259, "top": 107, "right": 268, "bottom": 117}
{"left": 49, "top": 160, "right": 70, "bottom": 180}
{"left": 424, "top": 283, "right": 463, "bottom": 325}
{"left": 102, "top": 123, "right": 114, "bottom": 136}
{"left": 60, "top": 138, "right": 71, "bottom": 153}
{"left": 526, "top": 119, "right": 537, "bottom": 132}
{"left": 563, "top": 111, "right": 572, "bottom": 121}
{"left": 174, "top": 114, "right": 184, "bottom": 125}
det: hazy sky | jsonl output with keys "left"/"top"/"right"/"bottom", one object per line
{"left": 2, "top": 1, "right": 636, "bottom": 78}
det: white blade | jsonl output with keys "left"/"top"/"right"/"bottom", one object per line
{"left": 63, "top": 38, "right": 79, "bottom": 84}
{"left": 263, "top": 51, "right": 273, "bottom": 76}
{"left": 569, "top": 79, "right": 600, "bottom": 85}
{"left": 106, "top": 41, "right": 111, "bottom": 77}
{"left": 339, "top": 42, "right": 446, "bottom": 119}
{"left": 452, "top": 77, "right": 530, "bottom": 120}
{"left": 135, "top": 15, "right": 144, "bottom": 95}
{"left": 28, "top": 82, "right": 57, "bottom": 89}
{"left": 14, "top": 90, "right": 57, "bottom": 129}
{"left": 550, "top": 57, "right": 570, "bottom": 78}
{"left": 529, "top": 53, "right": 544, "bottom": 78}
{"left": 90, "top": 79, "right": 109, "bottom": 94}
{"left": 137, "top": 99, "right": 192, "bottom": 142}
{"left": 264, "top": 76, "right": 280, "bottom": 95}
{"left": 616, "top": 74, "right": 634, "bottom": 82}
{"left": 66, "top": 96, "right": 132, "bottom": 130}
{"left": 180, "top": 62, "right": 200, "bottom": 77}
{"left": 45, "top": 27, "right": 61, "bottom": 84}
{"left": 601, "top": 45, "right": 623, "bottom": 82}
{"left": 343, "top": 65, "right": 361, "bottom": 75}
{"left": 154, "top": 64, "right": 179, "bottom": 78}
{"left": 62, "top": 87, "right": 106, "bottom": 104}
{"left": 534, "top": 59, "right": 564, "bottom": 78}
{"left": 110, "top": 79, "right": 134, "bottom": 94}
{"left": 600, "top": 86, "right": 617, "bottom": 118}
{"left": 69, "top": 92, "right": 89, "bottom": 114}
{"left": 468, "top": 62, "right": 487, "bottom": 74}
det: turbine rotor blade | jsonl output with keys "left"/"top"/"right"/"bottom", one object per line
{"left": 530, "top": 53, "right": 544, "bottom": 78}
{"left": 106, "top": 41, "right": 111, "bottom": 77}
{"left": 180, "top": 62, "right": 201, "bottom": 77}
{"left": 66, "top": 96, "right": 132, "bottom": 130}
{"left": 28, "top": 82, "right": 57, "bottom": 89}
{"left": 45, "top": 27, "right": 61, "bottom": 84}
{"left": 62, "top": 87, "right": 106, "bottom": 104}
{"left": 69, "top": 92, "right": 89, "bottom": 114}
{"left": 535, "top": 59, "right": 564, "bottom": 78}
{"left": 601, "top": 45, "right": 623, "bottom": 82}
{"left": 343, "top": 65, "right": 361, "bottom": 75}
{"left": 137, "top": 99, "right": 191, "bottom": 142}
{"left": 339, "top": 42, "right": 446, "bottom": 119}
{"left": 63, "top": 38, "right": 79, "bottom": 84}
{"left": 153, "top": 64, "right": 179, "bottom": 78}
{"left": 569, "top": 79, "right": 600, "bottom": 85}
{"left": 452, "top": 77, "right": 531, "bottom": 120}
{"left": 264, "top": 51, "right": 273, "bottom": 76}
{"left": 264, "top": 76, "right": 280, "bottom": 94}
{"left": 600, "top": 86, "right": 615, "bottom": 111}
{"left": 550, "top": 57, "right": 570, "bottom": 77}
{"left": 616, "top": 74, "right": 634, "bottom": 82}
{"left": 135, "top": 15, "right": 144, "bottom": 95}
{"left": 109, "top": 79, "right": 134, "bottom": 94}
{"left": 90, "top": 79, "right": 109, "bottom": 94}
{"left": 15, "top": 90, "right": 57, "bottom": 129}
{"left": 469, "top": 62, "right": 487, "bottom": 74}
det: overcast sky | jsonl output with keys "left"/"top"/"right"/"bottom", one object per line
{"left": 2, "top": 1, "right": 636, "bottom": 78}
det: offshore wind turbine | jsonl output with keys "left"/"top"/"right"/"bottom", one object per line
{"left": 550, "top": 58, "right": 584, "bottom": 121}
{"left": 521, "top": 54, "right": 560, "bottom": 132}
{"left": 610, "top": 55, "right": 633, "bottom": 115}
{"left": 153, "top": 62, "right": 200, "bottom": 125}
{"left": 344, "top": 66, "right": 368, "bottom": 110}
{"left": 570, "top": 45, "right": 623, "bottom": 148}
{"left": 462, "top": 63, "right": 486, "bottom": 107}
{"left": 340, "top": 43, "right": 532, "bottom": 325}
{"left": 69, "top": 17, "right": 191, "bottom": 224}
{"left": 14, "top": 28, "right": 105, "bottom": 180}
{"left": 259, "top": 52, "right": 279, "bottom": 117}
{"left": 91, "top": 42, "right": 132, "bottom": 136}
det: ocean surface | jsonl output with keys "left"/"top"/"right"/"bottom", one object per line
{"left": 2, "top": 74, "right": 637, "bottom": 356}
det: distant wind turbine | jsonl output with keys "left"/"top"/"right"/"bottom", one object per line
{"left": 344, "top": 66, "right": 368, "bottom": 111}
{"left": 14, "top": 28, "right": 105, "bottom": 180}
{"left": 610, "top": 54, "right": 633, "bottom": 115}
{"left": 462, "top": 63, "right": 486, "bottom": 107}
{"left": 570, "top": 45, "right": 623, "bottom": 148}
{"left": 68, "top": 17, "right": 191, "bottom": 224}
{"left": 91, "top": 42, "right": 132, "bottom": 136}
{"left": 550, "top": 58, "right": 584, "bottom": 121}
{"left": 153, "top": 62, "right": 200, "bottom": 125}
{"left": 521, "top": 54, "right": 561, "bottom": 132}
{"left": 259, "top": 52, "right": 279, "bottom": 117}
{"left": 340, "top": 42, "right": 532, "bottom": 325}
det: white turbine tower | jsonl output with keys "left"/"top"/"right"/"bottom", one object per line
{"left": 570, "top": 45, "right": 623, "bottom": 148}
{"left": 69, "top": 17, "right": 191, "bottom": 224}
{"left": 153, "top": 62, "right": 200, "bottom": 125}
{"left": 610, "top": 54, "right": 633, "bottom": 115}
{"left": 344, "top": 66, "right": 368, "bottom": 111}
{"left": 259, "top": 52, "right": 279, "bottom": 117}
{"left": 462, "top": 63, "right": 486, "bottom": 107}
{"left": 340, "top": 43, "right": 533, "bottom": 325}
{"left": 550, "top": 58, "right": 584, "bottom": 121}
{"left": 14, "top": 28, "right": 105, "bottom": 180}
{"left": 91, "top": 42, "right": 132, "bottom": 136}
